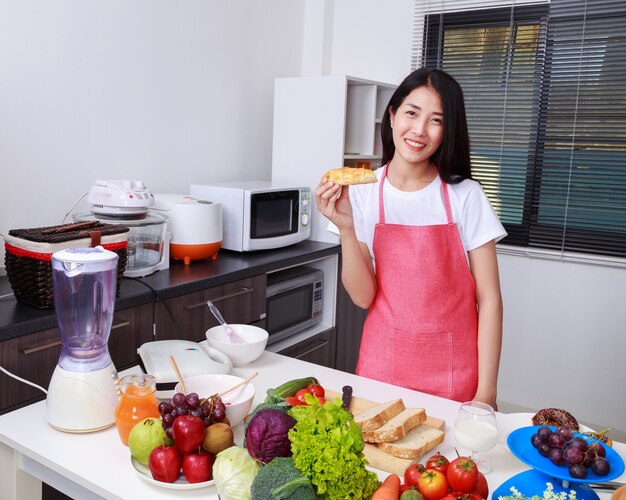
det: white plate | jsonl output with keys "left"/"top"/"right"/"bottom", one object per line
{"left": 131, "top": 457, "right": 215, "bottom": 490}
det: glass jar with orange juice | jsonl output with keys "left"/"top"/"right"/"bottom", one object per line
{"left": 114, "top": 373, "right": 160, "bottom": 445}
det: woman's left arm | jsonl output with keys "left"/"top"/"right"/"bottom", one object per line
{"left": 468, "top": 240, "right": 503, "bottom": 410}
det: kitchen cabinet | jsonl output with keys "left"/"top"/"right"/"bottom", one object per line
{"left": 272, "top": 74, "right": 395, "bottom": 244}
{"left": 0, "top": 303, "right": 153, "bottom": 415}
{"left": 276, "top": 327, "right": 336, "bottom": 368}
{"left": 153, "top": 275, "right": 266, "bottom": 343}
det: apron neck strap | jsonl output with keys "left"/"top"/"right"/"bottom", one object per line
{"left": 378, "top": 164, "right": 455, "bottom": 225}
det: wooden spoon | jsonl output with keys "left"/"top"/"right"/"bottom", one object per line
{"left": 168, "top": 355, "right": 187, "bottom": 394}
{"left": 219, "top": 371, "right": 258, "bottom": 398}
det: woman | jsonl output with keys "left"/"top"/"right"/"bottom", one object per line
{"left": 316, "top": 68, "right": 506, "bottom": 408}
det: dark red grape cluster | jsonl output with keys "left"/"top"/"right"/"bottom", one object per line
{"left": 158, "top": 392, "right": 227, "bottom": 438}
{"left": 530, "top": 426, "right": 610, "bottom": 479}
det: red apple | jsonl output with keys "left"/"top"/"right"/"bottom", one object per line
{"left": 172, "top": 415, "right": 205, "bottom": 455}
{"left": 182, "top": 449, "right": 215, "bottom": 483}
{"left": 148, "top": 445, "right": 182, "bottom": 483}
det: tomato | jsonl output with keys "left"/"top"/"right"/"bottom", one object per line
{"left": 472, "top": 471, "right": 489, "bottom": 499}
{"left": 417, "top": 469, "right": 448, "bottom": 500}
{"left": 446, "top": 456, "right": 478, "bottom": 493}
{"left": 316, "top": 397, "right": 326, "bottom": 406}
{"left": 307, "top": 384, "right": 325, "bottom": 398}
{"left": 441, "top": 493, "right": 481, "bottom": 500}
{"left": 295, "top": 388, "right": 312, "bottom": 404}
{"left": 426, "top": 452, "right": 450, "bottom": 475}
{"left": 285, "top": 396, "right": 304, "bottom": 406}
{"left": 404, "top": 463, "right": 426, "bottom": 487}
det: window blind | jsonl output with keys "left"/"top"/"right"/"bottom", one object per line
{"left": 418, "top": 0, "right": 626, "bottom": 259}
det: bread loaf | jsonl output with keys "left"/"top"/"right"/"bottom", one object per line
{"left": 354, "top": 399, "right": 405, "bottom": 432}
{"left": 323, "top": 167, "right": 377, "bottom": 185}
{"left": 361, "top": 408, "right": 426, "bottom": 443}
{"left": 378, "top": 424, "right": 445, "bottom": 459}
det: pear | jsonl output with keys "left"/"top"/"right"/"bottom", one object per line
{"left": 129, "top": 417, "right": 173, "bottom": 465}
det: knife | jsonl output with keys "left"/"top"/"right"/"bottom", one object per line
{"left": 588, "top": 480, "right": 624, "bottom": 491}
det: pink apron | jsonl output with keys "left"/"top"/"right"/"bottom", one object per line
{"left": 356, "top": 166, "right": 478, "bottom": 402}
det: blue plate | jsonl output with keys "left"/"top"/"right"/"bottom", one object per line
{"left": 493, "top": 469, "right": 599, "bottom": 499}
{"left": 507, "top": 426, "right": 625, "bottom": 483}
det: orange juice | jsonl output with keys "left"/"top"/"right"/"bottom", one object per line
{"left": 114, "top": 374, "right": 160, "bottom": 445}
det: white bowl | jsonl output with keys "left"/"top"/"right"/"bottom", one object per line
{"left": 205, "top": 324, "right": 269, "bottom": 366}
{"left": 174, "top": 373, "right": 255, "bottom": 428}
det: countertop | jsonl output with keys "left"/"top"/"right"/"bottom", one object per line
{"left": 0, "top": 240, "right": 340, "bottom": 342}
{"left": 0, "top": 351, "right": 623, "bottom": 499}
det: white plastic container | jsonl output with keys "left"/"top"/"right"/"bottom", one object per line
{"left": 152, "top": 194, "right": 223, "bottom": 265}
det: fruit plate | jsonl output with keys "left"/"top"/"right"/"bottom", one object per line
{"left": 131, "top": 457, "right": 215, "bottom": 490}
{"left": 493, "top": 469, "right": 600, "bottom": 499}
{"left": 507, "top": 426, "right": 625, "bottom": 483}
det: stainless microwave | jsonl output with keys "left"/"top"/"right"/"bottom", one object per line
{"left": 190, "top": 181, "right": 311, "bottom": 252}
{"left": 265, "top": 266, "right": 323, "bottom": 345}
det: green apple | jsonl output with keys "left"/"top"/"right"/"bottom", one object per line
{"left": 129, "top": 417, "right": 173, "bottom": 465}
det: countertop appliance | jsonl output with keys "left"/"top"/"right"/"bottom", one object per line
{"left": 152, "top": 194, "right": 222, "bottom": 265}
{"left": 265, "top": 266, "right": 323, "bottom": 345}
{"left": 73, "top": 180, "right": 170, "bottom": 277}
{"left": 46, "top": 246, "right": 120, "bottom": 432}
{"left": 190, "top": 181, "right": 311, "bottom": 252}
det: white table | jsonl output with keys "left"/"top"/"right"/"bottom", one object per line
{"left": 1, "top": 351, "right": 624, "bottom": 499}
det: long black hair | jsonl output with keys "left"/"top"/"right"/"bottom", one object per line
{"left": 381, "top": 68, "right": 472, "bottom": 183}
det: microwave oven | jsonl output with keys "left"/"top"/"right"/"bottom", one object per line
{"left": 265, "top": 266, "right": 323, "bottom": 345}
{"left": 189, "top": 181, "right": 311, "bottom": 252}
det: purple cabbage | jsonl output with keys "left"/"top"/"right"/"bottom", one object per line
{"left": 245, "top": 408, "right": 296, "bottom": 463}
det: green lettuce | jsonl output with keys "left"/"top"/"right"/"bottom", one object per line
{"left": 288, "top": 395, "right": 380, "bottom": 499}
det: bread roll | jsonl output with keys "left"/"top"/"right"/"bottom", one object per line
{"left": 323, "top": 167, "right": 377, "bottom": 185}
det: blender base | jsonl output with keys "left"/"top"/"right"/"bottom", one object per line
{"left": 46, "top": 364, "right": 119, "bottom": 433}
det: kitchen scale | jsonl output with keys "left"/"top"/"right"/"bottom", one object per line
{"left": 137, "top": 340, "right": 233, "bottom": 399}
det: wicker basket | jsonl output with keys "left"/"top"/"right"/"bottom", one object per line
{"left": 4, "top": 221, "right": 129, "bottom": 309}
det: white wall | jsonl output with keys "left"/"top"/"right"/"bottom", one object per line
{"left": 0, "top": 0, "right": 305, "bottom": 267}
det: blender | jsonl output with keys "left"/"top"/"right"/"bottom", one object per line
{"left": 46, "top": 246, "right": 120, "bottom": 433}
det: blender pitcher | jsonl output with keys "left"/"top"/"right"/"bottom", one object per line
{"left": 46, "top": 246, "right": 120, "bottom": 433}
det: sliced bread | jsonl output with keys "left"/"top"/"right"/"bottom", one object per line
{"left": 378, "top": 424, "right": 445, "bottom": 459}
{"left": 361, "top": 408, "right": 426, "bottom": 443}
{"left": 354, "top": 399, "right": 405, "bottom": 432}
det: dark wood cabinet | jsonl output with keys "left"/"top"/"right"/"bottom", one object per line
{"left": 333, "top": 255, "right": 368, "bottom": 373}
{"left": 0, "top": 303, "right": 153, "bottom": 415}
{"left": 277, "top": 328, "right": 336, "bottom": 368}
{"left": 153, "top": 275, "right": 266, "bottom": 343}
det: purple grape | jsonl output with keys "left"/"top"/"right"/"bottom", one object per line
{"left": 531, "top": 433, "right": 542, "bottom": 448}
{"left": 583, "top": 452, "right": 594, "bottom": 467}
{"left": 165, "top": 426, "right": 173, "bottom": 439}
{"left": 548, "top": 433, "right": 566, "bottom": 449}
{"left": 549, "top": 447, "right": 566, "bottom": 466}
{"left": 564, "top": 446, "right": 583, "bottom": 465}
{"left": 201, "top": 402, "right": 212, "bottom": 417}
{"left": 591, "top": 457, "right": 610, "bottom": 476}
{"left": 189, "top": 409, "right": 203, "bottom": 419}
{"left": 162, "top": 413, "right": 175, "bottom": 427}
{"left": 569, "top": 437, "right": 589, "bottom": 453}
{"left": 172, "top": 392, "right": 186, "bottom": 406}
{"left": 212, "top": 408, "right": 226, "bottom": 422}
{"left": 158, "top": 401, "right": 172, "bottom": 415}
{"left": 537, "top": 426, "right": 553, "bottom": 442}
{"left": 569, "top": 463, "right": 587, "bottom": 479}
{"left": 186, "top": 393, "right": 200, "bottom": 409}
{"left": 556, "top": 426, "right": 574, "bottom": 441}
{"left": 589, "top": 442, "right": 606, "bottom": 458}
{"left": 203, "top": 417, "right": 212, "bottom": 427}
{"left": 175, "top": 404, "right": 189, "bottom": 417}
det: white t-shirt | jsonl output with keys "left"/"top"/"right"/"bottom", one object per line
{"left": 328, "top": 168, "right": 507, "bottom": 259}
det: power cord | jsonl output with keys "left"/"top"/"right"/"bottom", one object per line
{"left": 0, "top": 364, "right": 48, "bottom": 395}
{"left": 124, "top": 276, "right": 184, "bottom": 340}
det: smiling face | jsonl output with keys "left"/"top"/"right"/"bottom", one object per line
{"left": 389, "top": 85, "right": 444, "bottom": 169}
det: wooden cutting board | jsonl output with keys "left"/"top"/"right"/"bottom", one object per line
{"left": 326, "top": 390, "right": 447, "bottom": 476}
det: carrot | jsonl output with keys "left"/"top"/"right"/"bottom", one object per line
{"left": 372, "top": 473, "right": 401, "bottom": 500}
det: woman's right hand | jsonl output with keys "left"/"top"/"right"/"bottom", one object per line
{"left": 315, "top": 178, "right": 354, "bottom": 232}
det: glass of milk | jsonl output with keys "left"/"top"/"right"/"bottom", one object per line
{"left": 453, "top": 401, "right": 498, "bottom": 474}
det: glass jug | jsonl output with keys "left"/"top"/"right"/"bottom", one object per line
{"left": 114, "top": 373, "right": 160, "bottom": 445}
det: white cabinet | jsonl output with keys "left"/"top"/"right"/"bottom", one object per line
{"left": 271, "top": 75, "right": 396, "bottom": 244}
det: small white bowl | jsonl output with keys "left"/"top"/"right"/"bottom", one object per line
{"left": 205, "top": 324, "right": 269, "bottom": 366}
{"left": 174, "top": 373, "right": 255, "bottom": 428}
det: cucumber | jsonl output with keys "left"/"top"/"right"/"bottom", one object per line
{"left": 265, "top": 376, "right": 319, "bottom": 401}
